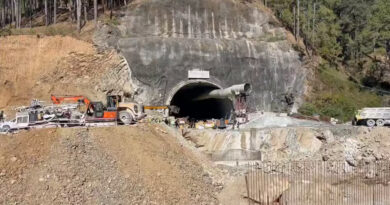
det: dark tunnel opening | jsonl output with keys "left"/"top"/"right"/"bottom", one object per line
{"left": 170, "top": 83, "right": 233, "bottom": 120}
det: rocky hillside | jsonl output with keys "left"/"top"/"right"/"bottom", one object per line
{"left": 95, "top": 0, "right": 305, "bottom": 112}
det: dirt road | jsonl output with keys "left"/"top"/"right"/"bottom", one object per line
{"left": 0, "top": 124, "right": 218, "bottom": 204}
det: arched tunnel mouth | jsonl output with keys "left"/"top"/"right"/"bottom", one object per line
{"left": 169, "top": 82, "right": 233, "bottom": 120}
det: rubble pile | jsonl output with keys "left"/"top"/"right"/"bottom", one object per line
{"left": 183, "top": 126, "right": 390, "bottom": 166}
{"left": 0, "top": 125, "right": 219, "bottom": 204}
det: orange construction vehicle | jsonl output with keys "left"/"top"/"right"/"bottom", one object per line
{"left": 51, "top": 95, "right": 145, "bottom": 124}
{"left": 51, "top": 95, "right": 91, "bottom": 105}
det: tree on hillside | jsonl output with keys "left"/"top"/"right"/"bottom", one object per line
{"left": 0, "top": 0, "right": 130, "bottom": 30}
{"left": 368, "top": 0, "right": 390, "bottom": 59}
{"left": 314, "top": 5, "right": 341, "bottom": 61}
{"left": 83, "top": 0, "right": 87, "bottom": 24}
{"left": 44, "top": 0, "right": 48, "bottom": 26}
{"left": 94, "top": 0, "right": 97, "bottom": 24}
{"left": 76, "top": 0, "right": 81, "bottom": 32}
{"left": 296, "top": 0, "right": 300, "bottom": 39}
{"left": 1, "top": 0, "right": 5, "bottom": 27}
{"left": 336, "top": 0, "right": 375, "bottom": 63}
{"left": 54, "top": 0, "right": 57, "bottom": 24}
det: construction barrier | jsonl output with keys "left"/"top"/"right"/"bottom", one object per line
{"left": 245, "top": 160, "right": 390, "bottom": 205}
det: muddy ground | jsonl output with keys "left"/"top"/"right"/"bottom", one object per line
{"left": 0, "top": 124, "right": 219, "bottom": 205}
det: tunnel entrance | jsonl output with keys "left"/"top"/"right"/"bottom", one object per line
{"left": 169, "top": 82, "right": 233, "bottom": 120}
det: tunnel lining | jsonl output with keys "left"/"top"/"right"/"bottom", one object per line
{"left": 167, "top": 80, "right": 233, "bottom": 120}
{"left": 165, "top": 80, "right": 223, "bottom": 105}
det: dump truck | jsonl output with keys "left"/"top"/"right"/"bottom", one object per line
{"left": 353, "top": 107, "right": 390, "bottom": 127}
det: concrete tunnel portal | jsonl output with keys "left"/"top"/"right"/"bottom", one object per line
{"left": 168, "top": 81, "right": 234, "bottom": 120}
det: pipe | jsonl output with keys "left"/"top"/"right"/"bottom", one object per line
{"left": 196, "top": 83, "right": 251, "bottom": 100}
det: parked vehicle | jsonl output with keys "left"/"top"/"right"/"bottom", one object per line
{"left": 353, "top": 107, "right": 390, "bottom": 127}
{"left": 51, "top": 95, "right": 146, "bottom": 125}
{"left": 0, "top": 112, "right": 30, "bottom": 132}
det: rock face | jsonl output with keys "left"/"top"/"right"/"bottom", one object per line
{"left": 96, "top": 0, "right": 305, "bottom": 112}
{"left": 183, "top": 126, "right": 390, "bottom": 164}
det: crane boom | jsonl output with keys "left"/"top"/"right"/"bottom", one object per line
{"left": 50, "top": 95, "right": 91, "bottom": 106}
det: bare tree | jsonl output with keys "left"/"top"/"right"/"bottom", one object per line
{"left": 13, "top": 0, "right": 19, "bottom": 29}
{"left": 29, "top": 0, "right": 33, "bottom": 27}
{"left": 296, "top": 0, "right": 300, "bottom": 39}
{"left": 109, "top": 0, "right": 112, "bottom": 19}
{"left": 54, "top": 0, "right": 57, "bottom": 24}
{"left": 18, "top": 0, "right": 21, "bottom": 28}
{"left": 83, "top": 0, "right": 87, "bottom": 24}
{"left": 13, "top": 0, "right": 17, "bottom": 28}
{"left": 293, "top": 5, "right": 296, "bottom": 39}
{"left": 1, "top": 0, "right": 5, "bottom": 28}
{"left": 94, "top": 0, "right": 97, "bottom": 24}
{"left": 296, "top": 0, "right": 300, "bottom": 38}
{"left": 312, "top": 1, "right": 317, "bottom": 43}
{"left": 45, "top": 0, "right": 48, "bottom": 26}
{"left": 77, "top": 0, "right": 81, "bottom": 32}
{"left": 10, "top": 0, "right": 13, "bottom": 27}
{"left": 67, "top": 0, "right": 74, "bottom": 22}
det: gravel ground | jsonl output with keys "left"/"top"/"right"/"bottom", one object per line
{"left": 0, "top": 124, "right": 219, "bottom": 205}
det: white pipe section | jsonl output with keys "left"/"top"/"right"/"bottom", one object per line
{"left": 196, "top": 83, "right": 251, "bottom": 100}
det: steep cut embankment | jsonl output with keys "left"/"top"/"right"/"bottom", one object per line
{"left": 0, "top": 125, "right": 218, "bottom": 204}
{"left": 0, "top": 35, "right": 93, "bottom": 107}
{"left": 95, "top": 0, "right": 305, "bottom": 112}
{"left": 0, "top": 35, "right": 133, "bottom": 109}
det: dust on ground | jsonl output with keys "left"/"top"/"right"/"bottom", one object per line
{"left": 0, "top": 124, "right": 219, "bottom": 205}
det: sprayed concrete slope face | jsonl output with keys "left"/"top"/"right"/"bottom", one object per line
{"left": 102, "top": 0, "right": 305, "bottom": 111}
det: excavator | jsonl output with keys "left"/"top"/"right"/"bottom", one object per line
{"left": 51, "top": 95, "right": 145, "bottom": 124}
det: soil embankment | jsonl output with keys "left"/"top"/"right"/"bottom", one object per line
{"left": 0, "top": 35, "right": 132, "bottom": 110}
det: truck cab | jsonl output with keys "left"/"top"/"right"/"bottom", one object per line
{"left": 85, "top": 95, "right": 145, "bottom": 124}
{"left": 109, "top": 95, "right": 146, "bottom": 124}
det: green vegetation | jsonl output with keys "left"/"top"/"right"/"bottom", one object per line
{"left": 103, "top": 16, "right": 120, "bottom": 26}
{"left": 0, "top": 22, "right": 95, "bottom": 38}
{"left": 9, "top": 25, "right": 74, "bottom": 36}
{"left": 0, "top": 27, "right": 11, "bottom": 36}
{"left": 269, "top": 0, "right": 390, "bottom": 66}
{"left": 267, "top": 0, "right": 389, "bottom": 121}
{"left": 299, "top": 63, "right": 382, "bottom": 122}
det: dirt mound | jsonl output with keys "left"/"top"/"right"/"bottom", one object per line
{"left": 0, "top": 124, "right": 218, "bottom": 204}
{"left": 0, "top": 35, "right": 133, "bottom": 112}
{"left": 36, "top": 50, "right": 133, "bottom": 103}
{"left": 0, "top": 35, "right": 94, "bottom": 108}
